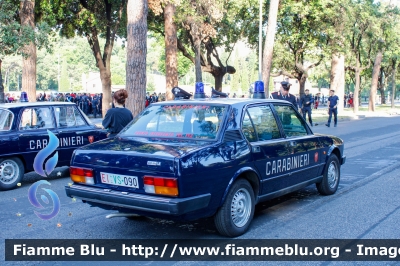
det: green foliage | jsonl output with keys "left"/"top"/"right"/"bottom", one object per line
{"left": 148, "top": 0, "right": 259, "bottom": 88}
{"left": 59, "top": 58, "right": 70, "bottom": 92}
{"left": 273, "top": 0, "right": 330, "bottom": 73}
{"left": 5, "top": 36, "right": 128, "bottom": 92}
{"left": 158, "top": 51, "right": 193, "bottom": 78}
{"left": 111, "top": 74, "right": 125, "bottom": 85}
{"left": 38, "top": 0, "right": 127, "bottom": 40}
{"left": 0, "top": 0, "right": 35, "bottom": 58}
{"left": 147, "top": 75, "right": 156, "bottom": 92}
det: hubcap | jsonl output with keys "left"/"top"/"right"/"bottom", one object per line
{"left": 327, "top": 161, "right": 338, "bottom": 188}
{"left": 0, "top": 160, "right": 19, "bottom": 184}
{"left": 231, "top": 188, "right": 252, "bottom": 228}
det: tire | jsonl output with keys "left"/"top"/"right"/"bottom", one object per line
{"left": 214, "top": 179, "right": 255, "bottom": 237}
{"left": 0, "top": 157, "right": 25, "bottom": 191}
{"left": 316, "top": 154, "right": 340, "bottom": 195}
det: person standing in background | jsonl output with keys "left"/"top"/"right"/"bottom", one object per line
{"left": 102, "top": 89, "right": 133, "bottom": 138}
{"left": 300, "top": 89, "right": 314, "bottom": 126}
{"left": 326, "top": 89, "right": 339, "bottom": 127}
{"left": 92, "top": 94, "right": 99, "bottom": 118}
{"left": 99, "top": 93, "right": 103, "bottom": 116}
{"left": 82, "top": 93, "right": 89, "bottom": 115}
{"left": 271, "top": 81, "right": 298, "bottom": 108}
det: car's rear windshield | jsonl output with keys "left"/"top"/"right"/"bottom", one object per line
{"left": 120, "top": 104, "right": 227, "bottom": 140}
{"left": 0, "top": 109, "right": 14, "bottom": 131}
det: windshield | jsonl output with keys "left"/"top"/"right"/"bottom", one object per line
{"left": 120, "top": 104, "right": 227, "bottom": 140}
{"left": 0, "top": 109, "right": 14, "bottom": 131}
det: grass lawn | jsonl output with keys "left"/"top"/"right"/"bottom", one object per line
{"left": 358, "top": 105, "right": 400, "bottom": 112}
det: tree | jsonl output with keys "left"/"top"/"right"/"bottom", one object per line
{"left": 42, "top": 0, "right": 127, "bottom": 116}
{"left": 148, "top": 0, "right": 257, "bottom": 91}
{"left": 368, "top": 3, "right": 400, "bottom": 110}
{"left": 0, "top": 0, "right": 35, "bottom": 103}
{"left": 262, "top": 0, "right": 280, "bottom": 97}
{"left": 369, "top": 43, "right": 384, "bottom": 110}
{"left": 344, "top": 0, "right": 374, "bottom": 113}
{"left": 327, "top": 0, "right": 347, "bottom": 113}
{"left": 164, "top": 3, "right": 178, "bottom": 100}
{"left": 19, "top": 0, "right": 37, "bottom": 102}
{"left": 390, "top": 58, "right": 397, "bottom": 108}
{"left": 125, "top": 0, "right": 147, "bottom": 117}
{"left": 271, "top": 0, "right": 328, "bottom": 97}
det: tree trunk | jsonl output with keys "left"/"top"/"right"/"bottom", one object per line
{"left": 299, "top": 75, "right": 306, "bottom": 97}
{"left": 86, "top": 32, "right": 112, "bottom": 117}
{"left": 100, "top": 68, "right": 112, "bottom": 116}
{"left": 164, "top": 3, "right": 178, "bottom": 101}
{"left": 20, "top": 0, "right": 36, "bottom": 102}
{"left": 379, "top": 87, "right": 385, "bottom": 105}
{"left": 126, "top": 0, "right": 147, "bottom": 118}
{"left": 353, "top": 61, "right": 360, "bottom": 114}
{"left": 369, "top": 51, "right": 383, "bottom": 112}
{"left": 377, "top": 68, "right": 386, "bottom": 104}
{"left": 298, "top": 73, "right": 308, "bottom": 98}
{"left": 213, "top": 73, "right": 223, "bottom": 91}
{"left": 391, "top": 59, "right": 397, "bottom": 109}
{"left": 262, "top": 0, "right": 280, "bottom": 98}
{"left": 194, "top": 38, "right": 202, "bottom": 83}
{"left": 0, "top": 59, "right": 4, "bottom": 103}
{"left": 330, "top": 54, "right": 345, "bottom": 113}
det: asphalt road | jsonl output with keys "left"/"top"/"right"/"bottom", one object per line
{"left": 1, "top": 115, "right": 400, "bottom": 265}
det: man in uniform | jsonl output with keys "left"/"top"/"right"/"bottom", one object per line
{"left": 326, "top": 89, "right": 339, "bottom": 127}
{"left": 299, "top": 89, "right": 314, "bottom": 126}
{"left": 271, "top": 81, "right": 298, "bottom": 108}
{"left": 99, "top": 93, "right": 103, "bottom": 116}
{"left": 76, "top": 93, "right": 82, "bottom": 108}
{"left": 271, "top": 81, "right": 298, "bottom": 126}
{"left": 82, "top": 93, "right": 89, "bottom": 115}
{"left": 92, "top": 94, "right": 99, "bottom": 118}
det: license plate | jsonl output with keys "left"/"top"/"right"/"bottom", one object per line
{"left": 100, "top": 172, "right": 139, "bottom": 188}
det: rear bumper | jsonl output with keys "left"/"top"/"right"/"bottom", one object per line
{"left": 65, "top": 184, "right": 211, "bottom": 215}
{"left": 341, "top": 155, "right": 346, "bottom": 165}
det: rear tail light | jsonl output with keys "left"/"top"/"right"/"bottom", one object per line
{"left": 70, "top": 167, "right": 94, "bottom": 185}
{"left": 143, "top": 176, "right": 178, "bottom": 196}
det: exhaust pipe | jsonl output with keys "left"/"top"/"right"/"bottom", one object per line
{"left": 106, "top": 213, "right": 141, "bottom": 219}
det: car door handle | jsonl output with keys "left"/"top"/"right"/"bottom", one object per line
{"left": 252, "top": 146, "right": 261, "bottom": 153}
{"left": 290, "top": 141, "right": 297, "bottom": 146}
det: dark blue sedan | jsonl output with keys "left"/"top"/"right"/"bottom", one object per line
{"left": 0, "top": 102, "right": 107, "bottom": 190}
{"left": 65, "top": 98, "right": 345, "bottom": 236}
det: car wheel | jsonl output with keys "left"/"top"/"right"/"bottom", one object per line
{"left": 0, "top": 157, "right": 24, "bottom": 191}
{"left": 214, "top": 179, "right": 255, "bottom": 237}
{"left": 316, "top": 154, "right": 340, "bottom": 195}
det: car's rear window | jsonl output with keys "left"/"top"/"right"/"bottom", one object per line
{"left": 0, "top": 109, "right": 14, "bottom": 131}
{"left": 120, "top": 104, "right": 227, "bottom": 140}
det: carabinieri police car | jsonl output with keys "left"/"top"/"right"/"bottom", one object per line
{"left": 0, "top": 102, "right": 107, "bottom": 190}
{"left": 65, "top": 83, "right": 345, "bottom": 237}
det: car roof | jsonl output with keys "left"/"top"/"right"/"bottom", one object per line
{"left": 0, "top": 102, "right": 76, "bottom": 109}
{"left": 151, "top": 98, "right": 290, "bottom": 106}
